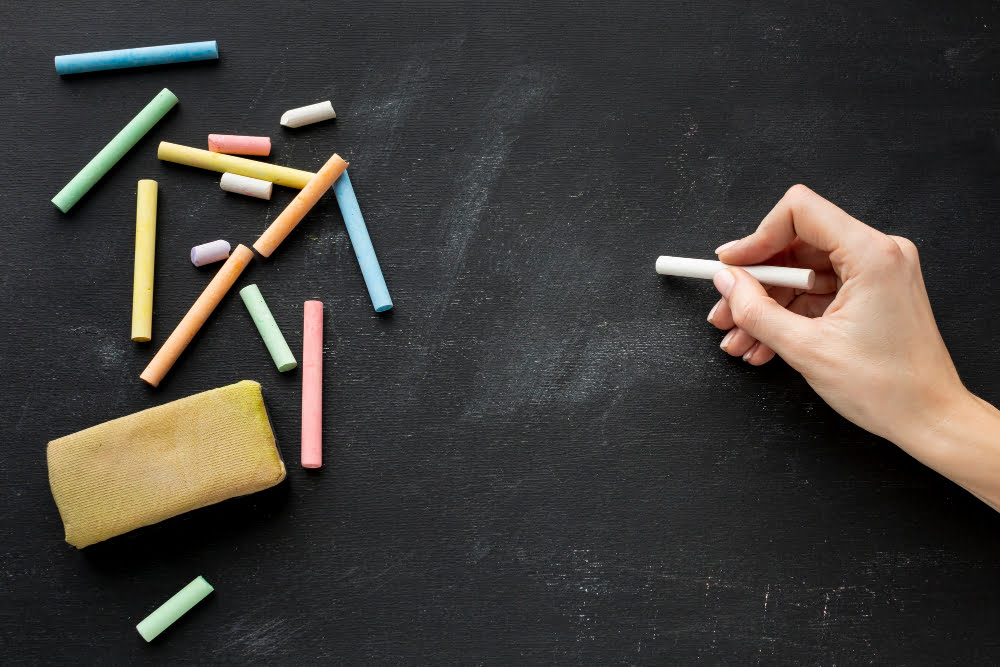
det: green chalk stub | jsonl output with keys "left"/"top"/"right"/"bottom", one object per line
{"left": 239, "top": 284, "right": 298, "bottom": 372}
{"left": 52, "top": 88, "right": 178, "bottom": 213}
{"left": 136, "top": 575, "right": 214, "bottom": 642}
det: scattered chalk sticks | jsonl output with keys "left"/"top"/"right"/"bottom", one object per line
{"left": 52, "top": 88, "right": 178, "bottom": 213}
{"left": 55, "top": 41, "right": 218, "bottom": 76}
{"left": 280, "top": 101, "right": 336, "bottom": 128}
{"left": 301, "top": 300, "right": 323, "bottom": 469}
{"left": 131, "top": 180, "right": 158, "bottom": 342}
{"left": 253, "top": 153, "right": 349, "bottom": 257}
{"left": 136, "top": 576, "right": 214, "bottom": 642}
{"left": 158, "top": 142, "right": 313, "bottom": 188}
{"left": 208, "top": 134, "right": 271, "bottom": 156}
{"left": 220, "top": 172, "right": 273, "bottom": 200}
{"left": 333, "top": 172, "right": 392, "bottom": 312}
{"left": 239, "top": 284, "right": 297, "bottom": 372}
{"left": 654, "top": 256, "right": 816, "bottom": 290}
{"left": 190, "top": 240, "right": 231, "bottom": 267}
{"left": 140, "top": 244, "right": 255, "bottom": 387}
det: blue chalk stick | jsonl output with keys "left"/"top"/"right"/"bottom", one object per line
{"left": 333, "top": 171, "right": 393, "bottom": 312}
{"left": 55, "top": 41, "right": 218, "bottom": 75}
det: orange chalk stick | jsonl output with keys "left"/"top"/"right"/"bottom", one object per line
{"left": 140, "top": 244, "right": 255, "bottom": 387}
{"left": 252, "top": 153, "right": 348, "bottom": 257}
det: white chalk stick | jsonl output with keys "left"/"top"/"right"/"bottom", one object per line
{"left": 280, "top": 101, "right": 336, "bottom": 128}
{"left": 220, "top": 172, "right": 273, "bottom": 200}
{"left": 190, "top": 240, "right": 232, "bottom": 267}
{"left": 655, "top": 256, "right": 815, "bottom": 290}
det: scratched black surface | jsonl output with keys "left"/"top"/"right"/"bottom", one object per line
{"left": 2, "top": 1, "right": 1000, "bottom": 663}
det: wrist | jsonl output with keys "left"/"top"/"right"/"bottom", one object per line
{"left": 894, "top": 387, "right": 1000, "bottom": 507}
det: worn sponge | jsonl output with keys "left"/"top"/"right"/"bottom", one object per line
{"left": 47, "top": 380, "right": 286, "bottom": 548}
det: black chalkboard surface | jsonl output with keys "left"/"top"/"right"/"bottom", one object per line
{"left": 3, "top": 1, "right": 999, "bottom": 662}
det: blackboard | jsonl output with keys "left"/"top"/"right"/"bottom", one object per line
{"left": 3, "top": 1, "right": 1000, "bottom": 662}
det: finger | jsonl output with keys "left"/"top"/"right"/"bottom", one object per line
{"left": 744, "top": 342, "right": 777, "bottom": 366}
{"left": 786, "top": 292, "right": 836, "bottom": 318}
{"left": 768, "top": 285, "right": 796, "bottom": 307}
{"left": 810, "top": 270, "right": 839, "bottom": 295}
{"left": 714, "top": 267, "right": 817, "bottom": 360}
{"left": 707, "top": 299, "right": 728, "bottom": 329}
{"left": 742, "top": 286, "right": 798, "bottom": 365}
{"left": 719, "top": 327, "right": 758, "bottom": 357}
{"left": 716, "top": 185, "right": 883, "bottom": 278}
{"left": 764, "top": 238, "right": 834, "bottom": 272}
{"left": 709, "top": 285, "right": 795, "bottom": 330}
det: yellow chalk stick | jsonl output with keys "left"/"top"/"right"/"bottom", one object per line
{"left": 158, "top": 142, "right": 313, "bottom": 188}
{"left": 131, "top": 179, "right": 158, "bottom": 342}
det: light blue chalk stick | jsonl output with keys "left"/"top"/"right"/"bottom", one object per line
{"left": 55, "top": 41, "right": 218, "bottom": 75}
{"left": 333, "top": 171, "right": 393, "bottom": 312}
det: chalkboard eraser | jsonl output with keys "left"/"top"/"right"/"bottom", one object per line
{"left": 47, "top": 381, "right": 286, "bottom": 548}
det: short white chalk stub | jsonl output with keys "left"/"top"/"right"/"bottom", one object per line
{"left": 220, "top": 172, "right": 273, "bottom": 200}
{"left": 655, "top": 256, "right": 815, "bottom": 290}
{"left": 191, "top": 240, "right": 232, "bottom": 267}
{"left": 280, "top": 101, "right": 336, "bottom": 128}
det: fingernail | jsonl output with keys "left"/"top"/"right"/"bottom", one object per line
{"left": 720, "top": 329, "right": 736, "bottom": 351}
{"left": 715, "top": 240, "right": 740, "bottom": 254}
{"left": 713, "top": 269, "right": 735, "bottom": 298}
{"left": 743, "top": 342, "right": 759, "bottom": 362}
{"left": 707, "top": 300, "right": 721, "bottom": 323}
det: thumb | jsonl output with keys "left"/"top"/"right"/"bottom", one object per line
{"left": 713, "top": 268, "right": 814, "bottom": 359}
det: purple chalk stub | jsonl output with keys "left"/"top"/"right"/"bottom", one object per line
{"left": 191, "top": 240, "right": 232, "bottom": 267}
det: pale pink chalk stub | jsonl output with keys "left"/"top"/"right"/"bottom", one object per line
{"left": 207, "top": 134, "right": 271, "bottom": 156}
{"left": 302, "top": 300, "right": 323, "bottom": 469}
{"left": 190, "top": 240, "right": 231, "bottom": 267}
{"left": 220, "top": 172, "right": 273, "bottom": 200}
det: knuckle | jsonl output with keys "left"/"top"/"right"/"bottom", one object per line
{"left": 871, "top": 237, "right": 905, "bottom": 268}
{"left": 890, "top": 235, "right": 919, "bottom": 262}
{"left": 784, "top": 183, "right": 813, "bottom": 202}
{"left": 734, "top": 297, "right": 766, "bottom": 331}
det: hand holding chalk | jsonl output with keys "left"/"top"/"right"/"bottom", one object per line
{"left": 704, "top": 185, "right": 1000, "bottom": 510}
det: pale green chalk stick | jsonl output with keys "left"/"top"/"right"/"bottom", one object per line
{"left": 52, "top": 88, "right": 178, "bottom": 213}
{"left": 136, "top": 575, "right": 213, "bottom": 642}
{"left": 239, "top": 284, "right": 298, "bottom": 372}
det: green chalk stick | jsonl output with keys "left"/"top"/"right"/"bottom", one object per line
{"left": 52, "top": 88, "right": 178, "bottom": 213}
{"left": 136, "top": 575, "right": 213, "bottom": 642}
{"left": 239, "top": 284, "right": 298, "bottom": 372}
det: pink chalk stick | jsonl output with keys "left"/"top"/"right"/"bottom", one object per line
{"left": 301, "top": 300, "right": 323, "bottom": 469}
{"left": 207, "top": 134, "right": 272, "bottom": 156}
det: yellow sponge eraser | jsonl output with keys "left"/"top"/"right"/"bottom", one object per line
{"left": 47, "top": 380, "right": 286, "bottom": 548}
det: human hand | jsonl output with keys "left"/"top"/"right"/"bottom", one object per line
{"left": 706, "top": 185, "right": 968, "bottom": 450}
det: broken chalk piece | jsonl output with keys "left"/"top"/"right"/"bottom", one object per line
{"left": 280, "top": 101, "right": 336, "bottom": 128}
{"left": 333, "top": 171, "right": 393, "bottom": 312}
{"left": 239, "top": 284, "right": 297, "bottom": 372}
{"left": 208, "top": 134, "right": 271, "bottom": 156}
{"left": 55, "top": 41, "right": 218, "bottom": 75}
{"left": 131, "top": 180, "right": 158, "bottom": 342}
{"left": 136, "top": 576, "right": 214, "bottom": 642}
{"left": 140, "top": 245, "right": 255, "bottom": 387}
{"left": 302, "top": 301, "right": 323, "bottom": 469}
{"left": 253, "top": 153, "right": 348, "bottom": 257}
{"left": 190, "top": 240, "right": 231, "bottom": 267}
{"left": 158, "top": 142, "right": 313, "bottom": 188}
{"left": 52, "top": 88, "right": 178, "bottom": 213}
{"left": 220, "top": 172, "right": 273, "bottom": 200}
